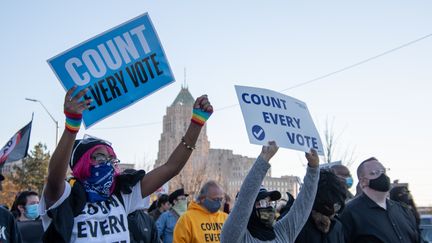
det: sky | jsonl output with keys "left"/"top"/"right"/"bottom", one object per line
{"left": 1, "top": 1, "right": 431, "bottom": 206}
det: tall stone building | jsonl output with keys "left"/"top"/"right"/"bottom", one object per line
{"left": 154, "top": 87, "right": 300, "bottom": 200}
{"left": 154, "top": 87, "right": 210, "bottom": 196}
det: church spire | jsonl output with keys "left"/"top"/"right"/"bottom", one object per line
{"left": 182, "top": 67, "right": 188, "bottom": 89}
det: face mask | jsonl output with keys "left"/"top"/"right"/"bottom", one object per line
{"left": 25, "top": 204, "right": 39, "bottom": 220}
{"left": 172, "top": 199, "right": 187, "bottom": 215}
{"left": 202, "top": 198, "right": 221, "bottom": 213}
{"left": 368, "top": 173, "right": 390, "bottom": 192}
{"left": 345, "top": 177, "right": 353, "bottom": 188}
{"left": 256, "top": 207, "right": 276, "bottom": 227}
{"left": 83, "top": 161, "right": 115, "bottom": 202}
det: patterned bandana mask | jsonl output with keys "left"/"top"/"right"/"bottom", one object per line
{"left": 83, "top": 161, "right": 115, "bottom": 203}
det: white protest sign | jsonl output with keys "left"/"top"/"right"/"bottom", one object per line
{"left": 235, "top": 85, "right": 324, "bottom": 155}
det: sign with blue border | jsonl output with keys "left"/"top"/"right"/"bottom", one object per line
{"left": 48, "top": 13, "right": 175, "bottom": 128}
{"left": 235, "top": 85, "right": 324, "bottom": 155}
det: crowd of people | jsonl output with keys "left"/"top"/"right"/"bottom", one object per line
{"left": 0, "top": 87, "right": 425, "bottom": 243}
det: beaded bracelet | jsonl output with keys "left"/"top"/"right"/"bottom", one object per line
{"left": 181, "top": 137, "right": 196, "bottom": 150}
{"left": 191, "top": 108, "right": 211, "bottom": 126}
{"left": 65, "top": 110, "right": 82, "bottom": 134}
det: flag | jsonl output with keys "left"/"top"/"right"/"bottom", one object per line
{"left": 0, "top": 121, "right": 32, "bottom": 166}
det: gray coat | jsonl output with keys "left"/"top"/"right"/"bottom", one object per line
{"left": 220, "top": 156, "right": 319, "bottom": 243}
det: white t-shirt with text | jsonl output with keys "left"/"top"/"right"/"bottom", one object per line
{"left": 39, "top": 181, "right": 149, "bottom": 243}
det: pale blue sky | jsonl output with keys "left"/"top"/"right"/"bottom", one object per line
{"left": 1, "top": 1, "right": 431, "bottom": 205}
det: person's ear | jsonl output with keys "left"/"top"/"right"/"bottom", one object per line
{"left": 359, "top": 177, "right": 368, "bottom": 188}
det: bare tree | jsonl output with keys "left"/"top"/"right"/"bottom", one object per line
{"left": 323, "top": 117, "right": 356, "bottom": 167}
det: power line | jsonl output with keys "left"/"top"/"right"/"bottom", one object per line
{"left": 94, "top": 32, "right": 432, "bottom": 130}
{"left": 281, "top": 32, "right": 432, "bottom": 91}
{"left": 218, "top": 32, "right": 432, "bottom": 110}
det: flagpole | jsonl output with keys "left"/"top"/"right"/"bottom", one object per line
{"left": 25, "top": 98, "right": 59, "bottom": 146}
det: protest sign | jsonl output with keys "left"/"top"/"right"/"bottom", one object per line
{"left": 235, "top": 85, "right": 324, "bottom": 155}
{"left": 48, "top": 13, "right": 174, "bottom": 128}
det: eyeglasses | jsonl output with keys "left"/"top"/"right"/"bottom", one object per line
{"left": 70, "top": 134, "right": 113, "bottom": 167}
{"left": 91, "top": 153, "right": 120, "bottom": 165}
{"left": 369, "top": 168, "right": 390, "bottom": 177}
{"left": 257, "top": 199, "right": 277, "bottom": 208}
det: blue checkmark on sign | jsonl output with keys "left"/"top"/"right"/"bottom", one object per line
{"left": 252, "top": 125, "right": 265, "bottom": 141}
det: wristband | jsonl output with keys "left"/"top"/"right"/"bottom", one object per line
{"left": 191, "top": 108, "right": 211, "bottom": 126}
{"left": 65, "top": 111, "right": 82, "bottom": 134}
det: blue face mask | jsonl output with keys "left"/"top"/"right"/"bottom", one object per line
{"left": 83, "top": 161, "right": 115, "bottom": 202}
{"left": 345, "top": 177, "right": 353, "bottom": 188}
{"left": 202, "top": 198, "right": 221, "bottom": 213}
{"left": 25, "top": 204, "right": 39, "bottom": 220}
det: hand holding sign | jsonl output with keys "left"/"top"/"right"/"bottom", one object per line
{"left": 64, "top": 86, "right": 92, "bottom": 134}
{"left": 305, "top": 149, "right": 319, "bottom": 168}
{"left": 64, "top": 86, "right": 92, "bottom": 115}
{"left": 259, "top": 141, "right": 279, "bottom": 162}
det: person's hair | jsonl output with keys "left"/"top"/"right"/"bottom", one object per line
{"left": 330, "top": 164, "right": 349, "bottom": 175}
{"left": 10, "top": 191, "right": 38, "bottom": 218}
{"left": 196, "top": 180, "right": 220, "bottom": 201}
{"left": 157, "top": 194, "right": 170, "bottom": 208}
{"left": 72, "top": 144, "right": 118, "bottom": 180}
{"left": 313, "top": 170, "right": 347, "bottom": 214}
{"left": 356, "top": 157, "right": 378, "bottom": 179}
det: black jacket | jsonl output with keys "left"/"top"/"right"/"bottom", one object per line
{"left": 128, "top": 210, "right": 159, "bottom": 243}
{"left": 0, "top": 207, "right": 21, "bottom": 243}
{"left": 295, "top": 216, "right": 345, "bottom": 243}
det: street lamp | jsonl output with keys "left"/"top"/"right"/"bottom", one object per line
{"left": 25, "top": 98, "right": 59, "bottom": 146}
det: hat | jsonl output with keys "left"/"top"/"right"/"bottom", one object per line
{"left": 0, "top": 173, "right": 4, "bottom": 181}
{"left": 70, "top": 136, "right": 112, "bottom": 169}
{"left": 256, "top": 186, "right": 281, "bottom": 201}
{"left": 168, "top": 188, "right": 188, "bottom": 204}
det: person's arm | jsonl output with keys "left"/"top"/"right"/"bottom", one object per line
{"left": 156, "top": 212, "right": 167, "bottom": 241}
{"left": 43, "top": 87, "right": 90, "bottom": 208}
{"left": 275, "top": 149, "right": 319, "bottom": 242}
{"left": 140, "top": 95, "right": 213, "bottom": 198}
{"left": 220, "top": 142, "right": 278, "bottom": 243}
{"left": 173, "top": 215, "right": 191, "bottom": 243}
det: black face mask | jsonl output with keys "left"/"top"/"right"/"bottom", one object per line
{"left": 368, "top": 173, "right": 390, "bottom": 192}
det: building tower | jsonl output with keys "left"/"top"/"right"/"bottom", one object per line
{"left": 154, "top": 86, "right": 210, "bottom": 195}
